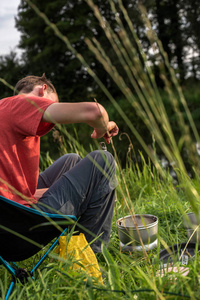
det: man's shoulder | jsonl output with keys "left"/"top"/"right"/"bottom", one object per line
{"left": 6, "top": 94, "right": 53, "bottom": 108}
{"left": 0, "top": 95, "right": 14, "bottom": 102}
{"left": 0, "top": 96, "right": 15, "bottom": 108}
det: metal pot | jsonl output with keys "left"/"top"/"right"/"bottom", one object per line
{"left": 183, "top": 212, "right": 200, "bottom": 243}
{"left": 117, "top": 214, "right": 158, "bottom": 251}
{"left": 159, "top": 242, "right": 197, "bottom": 265}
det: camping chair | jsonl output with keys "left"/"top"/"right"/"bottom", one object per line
{"left": 0, "top": 195, "right": 77, "bottom": 300}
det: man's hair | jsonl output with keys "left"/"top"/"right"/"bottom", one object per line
{"left": 14, "top": 74, "right": 56, "bottom": 95}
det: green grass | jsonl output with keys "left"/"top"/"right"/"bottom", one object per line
{"left": 1, "top": 157, "right": 199, "bottom": 300}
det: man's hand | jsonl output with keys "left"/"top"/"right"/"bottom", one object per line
{"left": 103, "top": 121, "right": 119, "bottom": 143}
{"left": 34, "top": 188, "right": 48, "bottom": 200}
{"left": 91, "top": 121, "right": 119, "bottom": 144}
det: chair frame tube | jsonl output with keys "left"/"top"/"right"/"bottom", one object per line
{"left": 1, "top": 227, "right": 69, "bottom": 299}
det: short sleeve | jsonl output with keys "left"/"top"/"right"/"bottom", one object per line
{"left": 11, "top": 95, "right": 54, "bottom": 137}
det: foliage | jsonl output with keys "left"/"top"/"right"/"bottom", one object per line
{"left": 1, "top": 0, "right": 200, "bottom": 163}
{"left": 1, "top": 2, "right": 200, "bottom": 298}
{"left": 1, "top": 156, "right": 200, "bottom": 299}
{"left": 15, "top": 0, "right": 119, "bottom": 102}
{"left": 0, "top": 52, "right": 25, "bottom": 99}
{"left": 1, "top": 0, "right": 200, "bottom": 99}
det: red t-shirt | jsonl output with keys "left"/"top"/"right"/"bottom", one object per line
{"left": 0, "top": 94, "right": 55, "bottom": 206}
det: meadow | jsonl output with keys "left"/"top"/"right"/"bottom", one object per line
{"left": 1, "top": 0, "right": 200, "bottom": 299}
{"left": 0, "top": 152, "right": 199, "bottom": 300}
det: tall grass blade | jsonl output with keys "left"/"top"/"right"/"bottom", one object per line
{"left": 101, "top": 244, "right": 121, "bottom": 291}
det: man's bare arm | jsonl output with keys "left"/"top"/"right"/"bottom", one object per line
{"left": 42, "top": 102, "right": 118, "bottom": 143}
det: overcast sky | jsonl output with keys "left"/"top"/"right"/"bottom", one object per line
{"left": 0, "top": 0, "right": 21, "bottom": 56}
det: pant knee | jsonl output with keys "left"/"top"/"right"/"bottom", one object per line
{"left": 63, "top": 153, "right": 82, "bottom": 165}
{"left": 88, "top": 150, "right": 116, "bottom": 173}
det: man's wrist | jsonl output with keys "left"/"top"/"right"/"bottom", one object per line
{"left": 94, "top": 126, "right": 107, "bottom": 136}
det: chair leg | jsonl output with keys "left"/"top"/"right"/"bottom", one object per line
{"left": 0, "top": 256, "right": 16, "bottom": 299}
{"left": 0, "top": 256, "right": 16, "bottom": 277}
{"left": 5, "top": 281, "right": 15, "bottom": 300}
{"left": 30, "top": 227, "right": 68, "bottom": 276}
{"left": 0, "top": 256, "right": 30, "bottom": 299}
{"left": 1, "top": 227, "right": 69, "bottom": 298}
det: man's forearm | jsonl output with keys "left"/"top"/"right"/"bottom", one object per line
{"left": 87, "top": 103, "right": 109, "bottom": 133}
{"left": 42, "top": 101, "right": 118, "bottom": 142}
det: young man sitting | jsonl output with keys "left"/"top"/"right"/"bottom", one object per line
{"left": 0, "top": 74, "right": 119, "bottom": 253}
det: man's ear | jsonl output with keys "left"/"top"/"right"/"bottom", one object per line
{"left": 39, "top": 84, "right": 47, "bottom": 96}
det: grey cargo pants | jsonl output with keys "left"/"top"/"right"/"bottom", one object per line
{"left": 35, "top": 150, "right": 117, "bottom": 253}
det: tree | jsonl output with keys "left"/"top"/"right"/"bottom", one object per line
{"left": 0, "top": 52, "right": 25, "bottom": 99}
{"left": 15, "top": 0, "right": 122, "bottom": 102}
{"left": 1, "top": 0, "right": 200, "bottom": 164}
{"left": 153, "top": 0, "right": 185, "bottom": 82}
{"left": 181, "top": 0, "right": 200, "bottom": 80}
